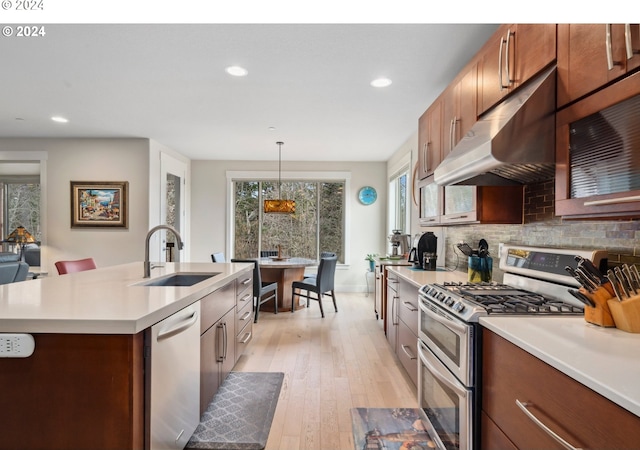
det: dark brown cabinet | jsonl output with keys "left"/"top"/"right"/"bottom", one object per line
{"left": 557, "top": 24, "right": 640, "bottom": 107}
{"left": 442, "top": 63, "right": 478, "bottom": 156}
{"left": 478, "top": 24, "right": 556, "bottom": 115}
{"left": 555, "top": 70, "right": 640, "bottom": 219}
{"left": 482, "top": 329, "right": 640, "bottom": 449}
{"left": 417, "top": 100, "right": 443, "bottom": 180}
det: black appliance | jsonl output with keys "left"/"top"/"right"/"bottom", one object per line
{"left": 408, "top": 232, "right": 438, "bottom": 270}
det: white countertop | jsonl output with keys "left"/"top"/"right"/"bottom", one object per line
{"left": 387, "top": 265, "right": 468, "bottom": 288}
{"left": 0, "top": 262, "right": 252, "bottom": 335}
{"left": 480, "top": 316, "right": 640, "bottom": 417}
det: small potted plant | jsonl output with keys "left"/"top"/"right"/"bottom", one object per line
{"left": 365, "top": 253, "right": 378, "bottom": 272}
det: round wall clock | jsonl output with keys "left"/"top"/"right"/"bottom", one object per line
{"left": 358, "top": 186, "right": 377, "bottom": 205}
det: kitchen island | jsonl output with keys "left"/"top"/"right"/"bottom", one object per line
{"left": 0, "top": 261, "right": 253, "bottom": 450}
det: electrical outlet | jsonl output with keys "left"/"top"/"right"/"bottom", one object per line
{"left": 0, "top": 333, "right": 35, "bottom": 358}
{"left": 498, "top": 242, "right": 504, "bottom": 256}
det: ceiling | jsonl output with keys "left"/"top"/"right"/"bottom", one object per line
{"left": 2, "top": 24, "right": 499, "bottom": 162}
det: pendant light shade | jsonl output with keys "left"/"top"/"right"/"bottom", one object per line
{"left": 264, "top": 141, "right": 296, "bottom": 214}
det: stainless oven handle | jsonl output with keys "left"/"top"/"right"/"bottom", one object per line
{"left": 516, "top": 400, "right": 582, "bottom": 450}
{"left": 418, "top": 343, "right": 467, "bottom": 397}
{"left": 420, "top": 298, "right": 467, "bottom": 333}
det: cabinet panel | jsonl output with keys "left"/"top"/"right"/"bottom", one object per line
{"left": 557, "top": 24, "right": 640, "bottom": 107}
{"left": 441, "top": 185, "right": 523, "bottom": 225}
{"left": 385, "top": 272, "right": 399, "bottom": 352}
{"left": 443, "top": 63, "right": 477, "bottom": 156}
{"left": 480, "top": 24, "right": 556, "bottom": 115}
{"left": 418, "top": 101, "right": 443, "bottom": 179}
{"left": 397, "top": 279, "right": 419, "bottom": 333}
{"left": 555, "top": 70, "right": 640, "bottom": 219}
{"left": 201, "top": 280, "right": 235, "bottom": 333}
{"left": 482, "top": 329, "right": 640, "bottom": 449}
{"left": 397, "top": 319, "right": 418, "bottom": 387}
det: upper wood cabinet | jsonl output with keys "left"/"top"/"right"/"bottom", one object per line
{"left": 442, "top": 63, "right": 478, "bottom": 157}
{"left": 417, "top": 100, "right": 443, "bottom": 180}
{"left": 478, "top": 24, "right": 557, "bottom": 115}
{"left": 557, "top": 24, "right": 640, "bottom": 107}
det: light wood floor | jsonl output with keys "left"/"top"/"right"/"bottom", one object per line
{"left": 233, "top": 292, "right": 418, "bottom": 450}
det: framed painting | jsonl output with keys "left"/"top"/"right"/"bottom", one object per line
{"left": 70, "top": 181, "right": 128, "bottom": 228}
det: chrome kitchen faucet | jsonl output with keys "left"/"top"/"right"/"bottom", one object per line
{"left": 144, "top": 225, "right": 184, "bottom": 278}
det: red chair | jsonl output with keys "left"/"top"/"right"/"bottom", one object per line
{"left": 55, "top": 258, "right": 97, "bottom": 275}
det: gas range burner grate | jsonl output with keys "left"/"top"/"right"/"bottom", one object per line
{"left": 435, "top": 281, "right": 584, "bottom": 315}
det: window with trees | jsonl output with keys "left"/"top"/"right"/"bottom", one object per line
{"left": 233, "top": 178, "right": 346, "bottom": 262}
{"left": 0, "top": 176, "right": 41, "bottom": 241}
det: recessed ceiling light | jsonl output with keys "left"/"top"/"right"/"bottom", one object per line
{"left": 225, "top": 66, "right": 248, "bottom": 77}
{"left": 268, "top": 127, "right": 276, "bottom": 131}
{"left": 371, "top": 77, "right": 392, "bottom": 88}
{"left": 51, "top": 116, "right": 69, "bottom": 123}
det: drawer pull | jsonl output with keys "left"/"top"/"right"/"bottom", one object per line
{"left": 402, "top": 301, "right": 418, "bottom": 312}
{"left": 242, "top": 278, "right": 252, "bottom": 285}
{"left": 401, "top": 344, "right": 417, "bottom": 360}
{"left": 239, "top": 331, "right": 252, "bottom": 344}
{"left": 239, "top": 293, "right": 252, "bottom": 303}
{"left": 515, "top": 399, "right": 582, "bottom": 450}
{"left": 240, "top": 311, "right": 252, "bottom": 321}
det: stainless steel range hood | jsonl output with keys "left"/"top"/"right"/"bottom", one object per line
{"left": 434, "top": 65, "right": 557, "bottom": 186}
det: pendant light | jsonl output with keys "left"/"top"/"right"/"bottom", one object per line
{"left": 264, "top": 141, "right": 296, "bottom": 214}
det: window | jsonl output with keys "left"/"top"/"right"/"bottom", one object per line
{"left": 230, "top": 173, "right": 348, "bottom": 263}
{"left": 388, "top": 166, "right": 409, "bottom": 234}
{"left": 0, "top": 176, "right": 41, "bottom": 241}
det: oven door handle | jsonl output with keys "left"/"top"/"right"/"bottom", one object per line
{"left": 418, "top": 342, "right": 468, "bottom": 397}
{"left": 420, "top": 298, "right": 467, "bottom": 333}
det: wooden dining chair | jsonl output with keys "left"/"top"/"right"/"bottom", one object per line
{"left": 291, "top": 255, "right": 338, "bottom": 318}
{"left": 231, "top": 258, "right": 278, "bottom": 322}
{"left": 55, "top": 258, "right": 97, "bottom": 275}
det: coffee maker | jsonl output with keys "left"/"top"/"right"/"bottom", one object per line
{"left": 407, "top": 231, "right": 438, "bottom": 270}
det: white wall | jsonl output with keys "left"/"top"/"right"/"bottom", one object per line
{"left": 0, "top": 138, "right": 151, "bottom": 274}
{"left": 190, "top": 159, "right": 387, "bottom": 292}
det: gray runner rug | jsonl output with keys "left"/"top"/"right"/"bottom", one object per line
{"left": 186, "top": 371, "right": 284, "bottom": 450}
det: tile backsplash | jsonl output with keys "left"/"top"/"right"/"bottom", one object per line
{"left": 442, "top": 180, "right": 640, "bottom": 281}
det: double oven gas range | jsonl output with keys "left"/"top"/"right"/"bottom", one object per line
{"left": 417, "top": 244, "right": 608, "bottom": 450}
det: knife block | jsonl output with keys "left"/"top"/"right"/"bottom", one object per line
{"left": 607, "top": 295, "right": 640, "bottom": 333}
{"left": 582, "top": 286, "right": 616, "bottom": 328}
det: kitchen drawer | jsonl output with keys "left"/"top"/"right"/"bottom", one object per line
{"left": 482, "top": 329, "right": 640, "bottom": 449}
{"left": 397, "top": 320, "right": 418, "bottom": 388}
{"left": 235, "top": 299, "right": 253, "bottom": 336}
{"left": 397, "top": 280, "right": 419, "bottom": 333}
{"left": 236, "top": 272, "right": 253, "bottom": 307}
{"left": 236, "top": 318, "right": 253, "bottom": 360}
{"left": 201, "top": 281, "right": 235, "bottom": 334}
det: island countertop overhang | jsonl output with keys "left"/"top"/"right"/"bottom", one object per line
{"left": 0, "top": 262, "right": 253, "bottom": 334}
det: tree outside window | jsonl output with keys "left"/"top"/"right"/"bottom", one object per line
{"left": 234, "top": 179, "right": 344, "bottom": 262}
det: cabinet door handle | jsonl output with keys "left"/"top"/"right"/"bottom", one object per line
{"left": 423, "top": 142, "right": 429, "bottom": 173}
{"left": 624, "top": 24, "right": 639, "bottom": 59}
{"left": 402, "top": 301, "right": 418, "bottom": 312}
{"left": 392, "top": 296, "right": 399, "bottom": 325}
{"left": 606, "top": 24, "right": 623, "bottom": 70}
{"left": 239, "top": 331, "right": 252, "bottom": 344}
{"left": 447, "top": 215, "right": 469, "bottom": 220}
{"left": 505, "top": 28, "right": 515, "bottom": 85}
{"left": 401, "top": 345, "right": 417, "bottom": 360}
{"left": 499, "top": 35, "right": 507, "bottom": 90}
{"left": 216, "top": 322, "right": 224, "bottom": 362}
{"left": 583, "top": 195, "right": 640, "bottom": 206}
{"left": 515, "top": 400, "right": 582, "bottom": 450}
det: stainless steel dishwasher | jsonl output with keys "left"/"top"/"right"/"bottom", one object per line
{"left": 147, "top": 301, "right": 201, "bottom": 450}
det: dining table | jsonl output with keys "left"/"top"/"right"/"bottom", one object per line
{"left": 258, "top": 257, "right": 317, "bottom": 312}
